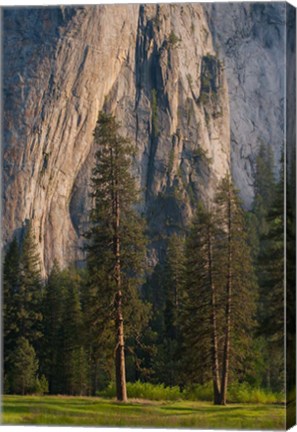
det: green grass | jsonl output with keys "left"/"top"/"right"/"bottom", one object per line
{"left": 2, "top": 395, "right": 285, "bottom": 429}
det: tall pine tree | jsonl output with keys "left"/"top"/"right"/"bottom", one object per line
{"left": 180, "top": 204, "right": 221, "bottom": 401}
{"left": 85, "top": 111, "right": 148, "bottom": 401}
{"left": 214, "top": 175, "right": 257, "bottom": 404}
{"left": 181, "top": 177, "right": 257, "bottom": 405}
{"left": 3, "top": 224, "right": 43, "bottom": 394}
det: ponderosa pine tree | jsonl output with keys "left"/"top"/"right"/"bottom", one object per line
{"left": 85, "top": 111, "right": 147, "bottom": 401}
{"left": 214, "top": 175, "right": 257, "bottom": 404}
{"left": 181, "top": 177, "right": 257, "bottom": 405}
{"left": 180, "top": 204, "right": 221, "bottom": 402}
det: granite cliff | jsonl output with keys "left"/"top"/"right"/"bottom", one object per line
{"left": 3, "top": 3, "right": 286, "bottom": 274}
{"left": 206, "top": 2, "right": 286, "bottom": 206}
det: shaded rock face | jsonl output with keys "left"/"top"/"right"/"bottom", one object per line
{"left": 3, "top": 4, "right": 231, "bottom": 275}
{"left": 3, "top": 5, "right": 140, "bottom": 274}
{"left": 205, "top": 2, "right": 286, "bottom": 206}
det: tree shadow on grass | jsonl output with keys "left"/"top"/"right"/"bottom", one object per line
{"left": 160, "top": 404, "right": 283, "bottom": 416}
{"left": 2, "top": 404, "right": 32, "bottom": 415}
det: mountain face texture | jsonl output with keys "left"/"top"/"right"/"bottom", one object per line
{"left": 205, "top": 2, "right": 286, "bottom": 206}
{"left": 2, "top": 3, "right": 286, "bottom": 275}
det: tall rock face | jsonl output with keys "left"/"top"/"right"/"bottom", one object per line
{"left": 205, "top": 2, "right": 286, "bottom": 206}
{"left": 3, "top": 4, "right": 230, "bottom": 274}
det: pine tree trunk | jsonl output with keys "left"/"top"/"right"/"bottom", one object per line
{"left": 114, "top": 187, "right": 127, "bottom": 402}
{"left": 221, "top": 281, "right": 231, "bottom": 405}
{"left": 220, "top": 187, "right": 232, "bottom": 405}
{"left": 208, "top": 226, "right": 221, "bottom": 405}
{"left": 91, "top": 353, "right": 97, "bottom": 396}
{"left": 115, "top": 290, "right": 127, "bottom": 402}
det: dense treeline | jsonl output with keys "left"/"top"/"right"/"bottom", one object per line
{"left": 3, "top": 114, "right": 285, "bottom": 404}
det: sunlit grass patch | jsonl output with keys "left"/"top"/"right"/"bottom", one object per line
{"left": 2, "top": 395, "right": 285, "bottom": 429}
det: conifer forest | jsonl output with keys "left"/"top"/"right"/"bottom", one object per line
{"left": 3, "top": 112, "right": 294, "bottom": 406}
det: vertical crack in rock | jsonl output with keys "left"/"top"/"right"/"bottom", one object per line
{"left": 3, "top": 4, "right": 231, "bottom": 274}
{"left": 204, "top": 2, "right": 286, "bottom": 206}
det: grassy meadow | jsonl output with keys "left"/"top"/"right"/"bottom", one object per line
{"left": 2, "top": 395, "right": 285, "bottom": 429}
